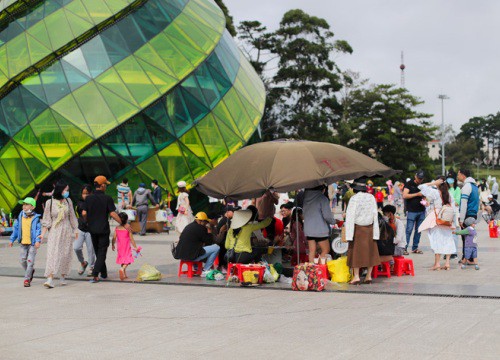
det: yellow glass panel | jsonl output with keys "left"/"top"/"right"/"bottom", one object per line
{"left": 50, "top": 95, "right": 94, "bottom": 137}
{"left": 95, "top": 67, "right": 140, "bottom": 107}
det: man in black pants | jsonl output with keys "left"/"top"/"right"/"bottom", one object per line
{"left": 82, "top": 175, "right": 124, "bottom": 283}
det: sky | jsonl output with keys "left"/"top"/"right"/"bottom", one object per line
{"left": 224, "top": 0, "right": 500, "bottom": 133}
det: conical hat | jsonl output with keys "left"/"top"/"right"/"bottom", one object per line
{"left": 230, "top": 209, "right": 253, "bottom": 229}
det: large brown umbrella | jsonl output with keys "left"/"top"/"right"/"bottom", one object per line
{"left": 195, "top": 140, "right": 400, "bottom": 200}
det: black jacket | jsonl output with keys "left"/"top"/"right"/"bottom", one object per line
{"left": 75, "top": 199, "right": 88, "bottom": 232}
{"left": 175, "top": 221, "right": 212, "bottom": 260}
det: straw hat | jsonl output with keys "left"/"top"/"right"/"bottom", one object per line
{"left": 230, "top": 209, "right": 253, "bottom": 229}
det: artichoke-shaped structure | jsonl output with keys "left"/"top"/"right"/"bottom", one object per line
{"left": 0, "top": 0, "right": 265, "bottom": 212}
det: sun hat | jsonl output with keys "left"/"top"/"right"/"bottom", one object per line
{"left": 94, "top": 175, "right": 110, "bottom": 185}
{"left": 194, "top": 212, "right": 209, "bottom": 221}
{"left": 177, "top": 181, "right": 187, "bottom": 188}
{"left": 230, "top": 209, "right": 253, "bottom": 229}
{"left": 18, "top": 197, "right": 36, "bottom": 207}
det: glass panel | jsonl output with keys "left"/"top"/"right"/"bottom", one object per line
{"left": 40, "top": 62, "right": 71, "bottom": 104}
{"left": 95, "top": 67, "right": 139, "bottom": 107}
{"left": 130, "top": 3, "right": 163, "bottom": 40}
{"left": 115, "top": 16, "right": 145, "bottom": 53}
{"left": 214, "top": 116, "right": 244, "bottom": 155}
{"left": 114, "top": 56, "right": 160, "bottom": 106}
{"left": 50, "top": 94, "right": 93, "bottom": 137}
{"left": 136, "top": 58, "right": 177, "bottom": 94}
{"left": 0, "top": 157, "right": 15, "bottom": 190}
{"left": 44, "top": 11, "right": 74, "bottom": 49}
{"left": 173, "top": 14, "right": 213, "bottom": 54}
{"left": 96, "top": 84, "right": 139, "bottom": 124}
{"left": 100, "top": 128, "right": 131, "bottom": 158}
{"left": 78, "top": 144, "right": 111, "bottom": 180}
{"left": 1, "top": 87, "right": 28, "bottom": 136}
{"left": 0, "top": 142, "right": 34, "bottom": 195}
{"left": 134, "top": 43, "right": 177, "bottom": 80}
{"left": 61, "top": 60, "right": 91, "bottom": 92}
{"left": 6, "top": 34, "right": 30, "bottom": 76}
{"left": 235, "top": 89, "right": 263, "bottom": 126}
{"left": 157, "top": 142, "right": 191, "bottom": 187}
{"left": 179, "top": 127, "right": 212, "bottom": 168}
{"left": 149, "top": 33, "right": 193, "bottom": 79}
{"left": 178, "top": 142, "right": 210, "bottom": 180}
{"left": 81, "top": 0, "right": 113, "bottom": 23}
{"left": 143, "top": 101, "right": 175, "bottom": 136}
{"left": 165, "top": 89, "right": 192, "bottom": 137}
{"left": 99, "top": 143, "right": 133, "bottom": 176}
{"left": 62, "top": 48, "right": 92, "bottom": 77}
{"left": 13, "top": 124, "right": 51, "bottom": 168}
{"left": 180, "top": 87, "right": 209, "bottom": 123}
{"left": 52, "top": 110, "right": 93, "bottom": 155}
{"left": 65, "top": 9, "right": 94, "bottom": 38}
{"left": 180, "top": 74, "right": 209, "bottom": 108}
{"left": 26, "top": 24, "right": 51, "bottom": 50}
{"left": 65, "top": 0, "right": 95, "bottom": 25}
{"left": 196, "top": 114, "right": 229, "bottom": 167}
{"left": 222, "top": 90, "right": 255, "bottom": 139}
{"left": 19, "top": 86, "right": 47, "bottom": 121}
{"left": 100, "top": 30, "right": 131, "bottom": 65}
{"left": 27, "top": 33, "right": 52, "bottom": 64}
{"left": 136, "top": 155, "right": 171, "bottom": 191}
{"left": 120, "top": 117, "right": 155, "bottom": 163}
{"left": 72, "top": 82, "right": 118, "bottom": 138}
{"left": 141, "top": 114, "right": 175, "bottom": 151}
{"left": 193, "top": 64, "right": 221, "bottom": 108}
{"left": 211, "top": 98, "right": 243, "bottom": 139}
{"left": 81, "top": 36, "right": 112, "bottom": 78}
{"left": 15, "top": 143, "right": 51, "bottom": 183}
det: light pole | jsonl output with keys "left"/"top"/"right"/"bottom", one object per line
{"left": 438, "top": 94, "right": 449, "bottom": 176}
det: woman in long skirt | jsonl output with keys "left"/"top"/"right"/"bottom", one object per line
{"left": 175, "top": 180, "right": 193, "bottom": 234}
{"left": 41, "top": 180, "right": 78, "bottom": 288}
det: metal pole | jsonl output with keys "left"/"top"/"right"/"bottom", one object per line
{"left": 438, "top": 95, "right": 449, "bottom": 176}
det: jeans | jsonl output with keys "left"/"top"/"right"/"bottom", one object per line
{"left": 405, "top": 211, "right": 425, "bottom": 251}
{"left": 137, "top": 205, "right": 148, "bottom": 235}
{"left": 193, "top": 244, "right": 220, "bottom": 271}
{"left": 74, "top": 230, "right": 95, "bottom": 268}
{"left": 20, "top": 244, "right": 37, "bottom": 280}
{"left": 91, "top": 233, "right": 110, "bottom": 278}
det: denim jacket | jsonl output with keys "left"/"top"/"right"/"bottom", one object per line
{"left": 9, "top": 212, "right": 42, "bottom": 245}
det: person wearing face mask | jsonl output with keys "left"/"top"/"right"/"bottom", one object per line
{"left": 446, "top": 172, "right": 461, "bottom": 259}
{"left": 9, "top": 197, "right": 42, "bottom": 287}
{"left": 74, "top": 184, "right": 95, "bottom": 277}
{"left": 40, "top": 180, "right": 79, "bottom": 288}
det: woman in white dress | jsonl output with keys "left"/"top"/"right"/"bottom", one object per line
{"left": 418, "top": 178, "right": 456, "bottom": 270}
{"left": 175, "top": 181, "right": 193, "bottom": 234}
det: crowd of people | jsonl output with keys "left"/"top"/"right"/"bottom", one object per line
{"left": 8, "top": 166, "right": 491, "bottom": 288}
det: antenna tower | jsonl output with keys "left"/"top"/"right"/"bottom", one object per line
{"left": 400, "top": 51, "right": 405, "bottom": 88}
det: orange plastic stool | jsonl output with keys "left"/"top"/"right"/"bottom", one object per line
{"left": 226, "top": 263, "right": 266, "bottom": 283}
{"left": 178, "top": 260, "right": 203, "bottom": 278}
{"left": 393, "top": 256, "right": 414, "bottom": 276}
{"left": 372, "top": 261, "right": 391, "bottom": 278}
{"left": 212, "top": 256, "right": 219, "bottom": 269}
{"left": 226, "top": 263, "right": 241, "bottom": 281}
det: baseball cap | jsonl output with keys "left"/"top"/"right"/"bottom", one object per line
{"left": 18, "top": 197, "right": 36, "bottom": 207}
{"left": 194, "top": 212, "right": 209, "bottom": 221}
{"left": 94, "top": 175, "right": 110, "bottom": 185}
{"left": 416, "top": 170, "right": 425, "bottom": 179}
{"left": 464, "top": 217, "right": 476, "bottom": 227}
{"left": 139, "top": 182, "right": 146, "bottom": 188}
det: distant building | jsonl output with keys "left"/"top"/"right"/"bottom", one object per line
{"left": 428, "top": 140, "right": 440, "bottom": 160}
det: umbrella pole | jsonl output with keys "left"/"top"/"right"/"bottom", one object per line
{"left": 296, "top": 208, "right": 300, "bottom": 265}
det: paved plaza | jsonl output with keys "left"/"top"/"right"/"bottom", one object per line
{"left": 1, "top": 215, "right": 500, "bottom": 359}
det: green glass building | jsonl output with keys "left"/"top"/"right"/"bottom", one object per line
{"left": 0, "top": 0, "right": 265, "bottom": 212}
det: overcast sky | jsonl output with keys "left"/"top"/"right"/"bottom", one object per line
{"left": 224, "top": 0, "right": 500, "bottom": 133}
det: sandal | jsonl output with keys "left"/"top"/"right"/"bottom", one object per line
{"left": 403, "top": 250, "right": 409, "bottom": 255}
{"left": 349, "top": 280, "right": 361, "bottom": 286}
{"left": 430, "top": 266, "right": 441, "bottom": 271}
{"left": 119, "top": 268, "right": 126, "bottom": 281}
{"left": 78, "top": 261, "right": 88, "bottom": 275}
{"left": 363, "top": 279, "right": 372, "bottom": 284}
{"left": 443, "top": 265, "right": 450, "bottom": 271}
{"left": 412, "top": 249, "right": 423, "bottom": 254}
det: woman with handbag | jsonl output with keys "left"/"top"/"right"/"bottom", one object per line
{"left": 225, "top": 209, "right": 272, "bottom": 264}
{"left": 417, "top": 178, "right": 456, "bottom": 270}
{"left": 175, "top": 181, "right": 193, "bottom": 234}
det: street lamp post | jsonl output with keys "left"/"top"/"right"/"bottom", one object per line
{"left": 438, "top": 94, "right": 449, "bottom": 176}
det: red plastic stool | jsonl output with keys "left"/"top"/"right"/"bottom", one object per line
{"left": 178, "top": 260, "right": 203, "bottom": 278}
{"left": 212, "top": 256, "right": 219, "bottom": 269}
{"left": 317, "top": 264, "right": 329, "bottom": 280}
{"left": 226, "top": 263, "right": 241, "bottom": 281}
{"left": 372, "top": 261, "right": 391, "bottom": 278}
{"left": 238, "top": 264, "right": 266, "bottom": 284}
{"left": 393, "top": 256, "right": 414, "bottom": 276}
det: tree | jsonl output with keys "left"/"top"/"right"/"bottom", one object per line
{"left": 214, "top": 0, "right": 236, "bottom": 36}
{"left": 445, "top": 138, "right": 479, "bottom": 167}
{"left": 344, "top": 84, "right": 436, "bottom": 177}
{"left": 237, "top": 21, "right": 276, "bottom": 76}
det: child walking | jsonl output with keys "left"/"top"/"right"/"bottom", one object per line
{"left": 112, "top": 212, "right": 138, "bottom": 280}
{"left": 9, "top": 197, "right": 42, "bottom": 287}
{"left": 454, "top": 217, "right": 479, "bottom": 270}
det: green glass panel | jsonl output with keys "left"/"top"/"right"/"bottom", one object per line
{"left": 149, "top": 33, "right": 193, "bottom": 79}
{"left": 96, "top": 84, "right": 139, "bottom": 124}
{"left": 6, "top": 34, "right": 30, "bottom": 76}
{"left": 50, "top": 95, "right": 93, "bottom": 137}
{"left": 185, "top": 5, "right": 220, "bottom": 41}
{"left": 13, "top": 125, "right": 51, "bottom": 168}
{"left": 235, "top": 89, "right": 263, "bottom": 126}
{"left": 167, "top": 34, "right": 206, "bottom": 68}
{"left": 0, "top": 46, "right": 8, "bottom": 78}
{"left": 206, "top": 56, "right": 232, "bottom": 94}
{"left": 178, "top": 142, "right": 210, "bottom": 180}
{"left": 0, "top": 160, "right": 15, "bottom": 191}
{"left": 81, "top": 0, "right": 113, "bottom": 23}
{"left": 121, "top": 117, "right": 154, "bottom": 162}
{"left": 72, "top": 82, "right": 119, "bottom": 138}
{"left": 100, "top": 128, "right": 131, "bottom": 158}
{"left": 142, "top": 114, "right": 175, "bottom": 151}
{"left": 0, "top": 142, "right": 34, "bottom": 195}
{"left": 157, "top": 142, "right": 191, "bottom": 187}
{"left": 95, "top": 67, "right": 140, "bottom": 107}
{"left": 1, "top": 87, "right": 28, "bottom": 136}
{"left": 40, "top": 62, "right": 71, "bottom": 104}
{"left": 180, "top": 75, "right": 209, "bottom": 108}
{"left": 52, "top": 110, "right": 93, "bottom": 155}
{"left": 196, "top": 114, "right": 229, "bottom": 167}
{"left": 212, "top": 99, "right": 243, "bottom": 139}
{"left": 19, "top": 86, "right": 46, "bottom": 121}
{"left": 100, "top": 0, "right": 129, "bottom": 13}
{"left": 64, "top": 9, "right": 94, "bottom": 38}
{"left": 99, "top": 143, "right": 133, "bottom": 175}
{"left": 62, "top": 48, "right": 91, "bottom": 77}
{"left": 44, "top": 12, "right": 74, "bottom": 49}
{"left": 26, "top": 35, "right": 50, "bottom": 64}
{"left": 134, "top": 43, "right": 177, "bottom": 80}
{"left": 216, "top": 117, "right": 244, "bottom": 155}
{"left": 30, "top": 109, "right": 74, "bottom": 168}
{"left": 222, "top": 90, "right": 255, "bottom": 139}
{"left": 136, "top": 58, "right": 177, "bottom": 94}
{"left": 100, "top": 31, "right": 131, "bottom": 65}
{"left": 0, "top": 186, "right": 19, "bottom": 209}
{"left": 166, "top": 90, "right": 192, "bottom": 137}
{"left": 81, "top": 36, "right": 112, "bottom": 78}
{"left": 194, "top": 64, "right": 221, "bottom": 108}
{"left": 179, "top": 127, "right": 212, "bottom": 168}
{"left": 136, "top": 155, "right": 171, "bottom": 191}
{"left": 165, "top": 20, "right": 204, "bottom": 54}
{"left": 78, "top": 144, "right": 111, "bottom": 180}
{"left": 114, "top": 57, "right": 160, "bottom": 106}
{"left": 21, "top": 73, "right": 48, "bottom": 103}
{"left": 233, "top": 77, "right": 257, "bottom": 111}
{"left": 26, "top": 23, "right": 52, "bottom": 49}
{"left": 143, "top": 102, "right": 176, "bottom": 137}
{"left": 173, "top": 14, "right": 213, "bottom": 54}
{"left": 180, "top": 87, "right": 209, "bottom": 123}
{"left": 191, "top": 0, "right": 224, "bottom": 33}
{"left": 14, "top": 143, "right": 51, "bottom": 183}
{"left": 65, "top": 0, "right": 95, "bottom": 25}
{"left": 61, "top": 60, "right": 91, "bottom": 92}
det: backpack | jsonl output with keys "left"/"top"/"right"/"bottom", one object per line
{"left": 435, "top": 205, "right": 454, "bottom": 227}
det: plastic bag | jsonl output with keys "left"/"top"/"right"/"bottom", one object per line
{"left": 155, "top": 210, "right": 168, "bottom": 222}
{"left": 136, "top": 264, "right": 162, "bottom": 281}
{"left": 242, "top": 270, "right": 260, "bottom": 284}
{"left": 327, "top": 256, "right": 351, "bottom": 283}
{"left": 123, "top": 209, "right": 136, "bottom": 222}
{"left": 206, "top": 270, "right": 224, "bottom": 281}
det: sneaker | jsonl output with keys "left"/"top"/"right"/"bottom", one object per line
{"left": 475, "top": 265, "right": 480, "bottom": 270}
{"left": 60, "top": 277, "right": 67, "bottom": 286}
{"left": 43, "top": 279, "right": 54, "bottom": 288}
{"left": 89, "top": 277, "right": 99, "bottom": 283}
{"left": 24, "top": 279, "right": 30, "bottom": 287}
{"left": 201, "top": 270, "right": 210, "bottom": 278}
